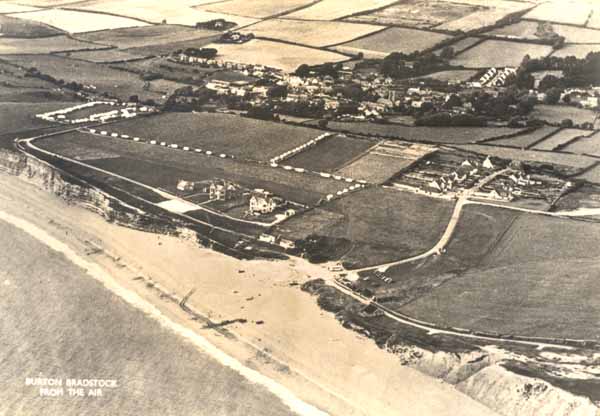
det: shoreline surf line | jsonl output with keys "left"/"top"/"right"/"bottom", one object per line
{"left": 0, "top": 210, "right": 329, "bottom": 416}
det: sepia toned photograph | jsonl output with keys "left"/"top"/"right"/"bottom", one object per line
{"left": 1, "top": 0, "right": 599, "bottom": 415}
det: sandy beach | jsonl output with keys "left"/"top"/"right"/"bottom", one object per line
{"left": 0, "top": 172, "right": 499, "bottom": 416}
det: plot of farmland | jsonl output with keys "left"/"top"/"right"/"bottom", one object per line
{"left": 0, "top": 3, "right": 39, "bottom": 13}
{"left": 37, "top": 131, "right": 346, "bottom": 205}
{"left": 281, "top": 187, "right": 454, "bottom": 269}
{"left": 203, "top": 0, "right": 317, "bottom": 19}
{"left": 9, "top": 9, "right": 149, "bottom": 33}
{"left": 76, "top": 25, "right": 220, "bottom": 50}
{"left": 576, "top": 163, "right": 600, "bottom": 183}
{"left": 401, "top": 214, "right": 600, "bottom": 339}
{"left": 240, "top": 19, "right": 382, "bottom": 48}
{"left": 450, "top": 39, "right": 553, "bottom": 68}
{"left": 106, "top": 112, "right": 324, "bottom": 162}
{"left": 56, "top": 49, "right": 143, "bottom": 63}
{"left": 1, "top": 54, "right": 173, "bottom": 103}
{"left": 205, "top": 39, "right": 347, "bottom": 72}
{"left": 589, "top": 7, "right": 600, "bottom": 29}
{"left": 337, "top": 152, "right": 415, "bottom": 184}
{"left": 530, "top": 104, "right": 598, "bottom": 125}
{"left": 0, "top": 14, "right": 64, "bottom": 37}
{"left": 488, "top": 126, "right": 560, "bottom": 148}
{"left": 488, "top": 21, "right": 600, "bottom": 44}
{"left": 551, "top": 43, "right": 600, "bottom": 59}
{"left": 531, "top": 128, "right": 592, "bottom": 151}
{"left": 0, "top": 100, "right": 78, "bottom": 136}
{"left": 563, "top": 130, "right": 600, "bottom": 156}
{"left": 283, "top": 0, "right": 398, "bottom": 20}
{"left": 524, "top": 1, "right": 592, "bottom": 26}
{"left": 435, "top": 0, "right": 531, "bottom": 32}
{"left": 345, "top": 0, "right": 485, "bottom": 28}
{"left": 308, "top": 121, "right": 524, "bottom": 144}
{"left": 0, "top": 35, "right": 103, "bottom": 54}
{"left": 285, "top": 134, "right": 376, "bottom": 172}
{"left": 73, "top": 0, "right": 258, "bottom": 28}
{"left": 335, "top": 27, "right": 452, "bottom": 58}
{"left": 414, "top": 69, "right": 478, "bottom": 83}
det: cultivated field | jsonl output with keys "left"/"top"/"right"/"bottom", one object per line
{"left": 450, "top": 39, "right": 553, "bottom": 68}
{"left": 285, "top": 134, "right": 375, "bottom": 172}
{"left": 523, "top": 1, "right": 592, "bottom": 26}
{"left": 336, "top": 153, "right": 415, "bottom": 184}
{"left": 401, "top": 214, "right": 600, "bottom": 339}
{"left": 552, "top": 44, "right": 600, "bottom": 59}
{"left": 283, "top": 0, "right": 398, "bottom": 20}
{"left": 346, "top": 0, "right": 484, "bottom": 28}
{"left": 0, "top": 14, "right": 63, "bottom": 37}
{"left": 531, "top": 128, "right": 592, "bottom": 151}
{"left": 0, "top": 35, "right": 103, "bottom": 54}
{"left": 205, "top": 39, "right": 347, "bottom": 72}
{"left": 57, "top": 49, "right": 143, "bottom": 63}
{"left": 240, "top": 19, "right": 382, "bottom": 48}
{"left": 279, "top": 187, "right": 454, "bottom": 268}
{"left": 37, "top": 131, "right": 346, "bottom": 205}
{"left": 105, "top": 112, "right": 324, "bottom": 162}
{"left": 435, "top": 0, "right": 532, "bottom": 32}
{"left": 203, "top": 0, "right": 317, "bottom": 19}
{"left": 563, "top": 130, "right": 600, "bottom": 156}
{"left": 489, "top": 126, "right": 559, "bottom": 148}
{"left": 73, "top": 0, "right": 258, "bottom": 28}
{"left": 9, "top": 9, "right": 149, "bottom": 33}
{"left": 335, "top": 27, "right": 451, "bottom": 57}
{"left": 488, "top": 21, "right": 600, "bottom": 43}
{"left": 311, "top": 121, "right": 524, "bottom": 144}
{"left": 1, "top": 54, "right": 173, "bottom": 103}
{"left": 530, "top": 104, "right": 598, "bottom": 125}
{"left": 76, "top": 25, "right": 220, "bottom": 50}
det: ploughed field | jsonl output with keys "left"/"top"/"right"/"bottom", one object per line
{"left": 105, "top": 112, "right": 324, "bottom": 162}
{"left": 35, "top": 131, "right": 347, "bottom": 206}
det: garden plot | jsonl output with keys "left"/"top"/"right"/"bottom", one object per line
{"left": 335, "top": 27, "right": 451, "bottom": 58}
{"left": 450, "top": 39, "right": 553, "bottom": 68}
{"left": 9, "top": 8, "right": 149, "bottom": 33}
{"left": 240, "top": 19, "right": 382, "bottom": 48}
{"left": 283, "top": 0, "right": 398, "bottom": 21}
{"left": 523, "top": 1, "right": 592, "bottom": 26}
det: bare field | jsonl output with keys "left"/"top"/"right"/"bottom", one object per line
{"left": 345, "top": 0, "right": 484, "bottom": 28}
{"left": 240, "top": 19, "right": 382, "bottom": 48}
{"left": 0, "top": 35, "right": 103, "bottom": 54}
{"left": 451, "top": 39, "right": 553, "bottom": 68}
{"left": 530, "top": 104, "right": 598, "bottom": 125}
{"left": 552, "top": 44, "right": 600, "bottom": 59}
{"left": 203, "top": 0, "right": 317, "bottom": 19}
{"left": 0, "top": 14, "right": 63, "bottom": 37}
{"left": 205, "top": 39, "right": 347, "bottom": 72}
{"left": 9, "top": 8, "right": 149, "bottom": 33}
{"left": 489, "top": 126, "right": 559, "bottom": 149}
{"left": 283, "top": 0, "right": 398, "bottom": 21}
{"left": 335, "top": 27, "right": 451, "bottom": 57}
{"left": 532, "top": 128, "right": 592, "bottom": 151}
{"left": 523, "top": 1, "right": 592, "bottom": 26}
{"left": 108, "top": 112, "right": 323, "bottom": 162}
{"left": 563, "top": 130, "right": 600, "bottom": 156}
{"left": 401, "top": 214, "right": 600, "bottom": 339}
{"left": 285, "top": 134, "right": 375, "bottom": 172}
{"left": 337, "top": 153, "right": 415, "bottom": 184}
{"left": 488, "top": 21, "right": 600, "bottom": 43}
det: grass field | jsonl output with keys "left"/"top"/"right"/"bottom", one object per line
{"left": 0, "top": 100, "right": 78, "bottom": 135}
{"left": 285, "top": 134, "right": 375, "bottom": 172}
{"left": 205, "top": 39, "right": 347, "bottom": 72}
{"left": 436, "top": 0, "right": 531, "bottom": 32}
{"left": 532, "top": 128, "right": 592, "bottom": 151}
{"left": 335, "top": 27, "right": 451, "bottom": 58}
{"left": 530, "top": 104, "right": 597, "bottom": 125}
{"left": 0, "top": 3, "right": 39, "bottom": 13}
{"left": 450, "top": 39, "right": 553, "bottom": 68}
{"left": 0, "top": 35, "right": 103, "bottom": 54}
{"left": 107, "top": 112, "right": 323, "bottom": 162}
{"left": 400, "top": 214, "right": 600, "bottom": 339}
{"left": 588, "top": 7, "right": 600, "bottom": 29}
{"left": 488, "top": 126, "right": 559, "bottom": 148}
{"left": 57, "top": 49, "right": 143, "bottom": 63}
{"left": 284, "top": 187, "right": 454, "bottom": 268}
{"left": 337, "top": 153, "right": 415, "bottom": 184}
{"left": 240, "top": 19, "right": 382, "bottom": 48}
{"left": 313, "top": 121, "right": 524, "bottom": 144}
{"left": 1, "top": 54, "right": 172, "bottom": 103}
{"left": 552, "top": 44, "right": 600, "bottom": 59}
{"left": 488, "top": 21, "right": 600, "bottom": 44}
{"left": 0, "top": 14, "right": 63, "bottom": 37}
{"left": 345, "top": 0, "right": 484, "bottom": 28}
{"left": 75, "top": 25, "right": 220, "bottom": 50}
{"left": 413, "top": 69, "right": 478, "bottom": 83}
{"left": 37, "top": 131, "right": 346, "bottom": 205}
{"left": 111, "top": 57, "right": 217, "bottom": 85}
{"left": 203, "top": 0, "right": 317, "bottom": 19}
{"left": 575, "top": 163, "right": 600, "bottom": 183}
{"left": 563, "top": 131, "right": 600, "bottom": 156}
{"left": 283, "top": 0, "right": 398, "bottom": 20}
{"left": 9, "top": 8, "right": 149, "bottom": 33}
{"left": 523, "top": 1, "right": 592, "bottom": 26}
